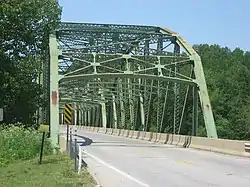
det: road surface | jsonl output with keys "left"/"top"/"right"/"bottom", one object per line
{"left": 62, "top": 128, "right": 250, "bottom": 187}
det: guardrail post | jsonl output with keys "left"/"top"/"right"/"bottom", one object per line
{"left": 66, "top": 124, "right": 69, "bottom": 151}
{"left": 74, "top": 128, "right": 77, "bottom": 172}
{"left": 69, "top": 127, "right": 72, "bottom": 156}
{"left": 78, "top": 145, "right": 82, "bottom": 174}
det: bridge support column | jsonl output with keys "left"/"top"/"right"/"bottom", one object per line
{"left": 91, "top": 107, "right": 95, "bottom": 126}
{"left": 78, "top": 106, "right": 82, "bottom": 126}
{"left": 82, "top": 107, "right": 85, "bottom": 126}
{"left": 49, "top": 34, "right": 59, "bottom": 149}
{"left": 84, "top": 110, "right": 87, "bottom": 126}
{"left": 81, "top": 106, "right": 84, "bottom": 126}
{"left": 95, "top": 105, "right": 100, "bottom": 127}
{"left": 73, "top": 104, "right": 77, "bottom": 126}
{"left": 80, "top": 108, "right": 84, "bottom": 126}
{"left": 94, "top": 106, "right": 98, "bottom": 127}
{"left": 101, "top": 103, "right": 107, "bottom": 128}
{"left": 126, "top": 57, "right": 134, "bottom": 129}
{"left": 87, "top": 110, "right": 91, "bottom": 126}
{"left": 85, "top": 110, "right": 88, "bottom": 126}
{"left": 192, "top": 86, "right": 199, "bottom": 136}
{"left": 139, "top": 93, "right": 145, "bottom": 131}
{"left": 118, "top": 79, "right": 125, "bottom": 129}
{"left": 92, "top": 107, "right": 95, "bottom": 127}
{"left": 112, "top": 94, "right": 117, "bottom": 129}
{"left": 91, "top": 108, "right": 94, "bottom": 126}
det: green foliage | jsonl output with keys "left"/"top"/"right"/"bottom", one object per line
{"left": 194, "top": 44, "right": 250, "bottom": 140}
{"left": 0, "top": 125, "right": 53, "bottom": 167}
{"left": 0, "top": 0, "right": 61, "bottom": 124}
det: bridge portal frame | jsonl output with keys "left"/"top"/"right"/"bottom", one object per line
{"left": 45, "top": 22, "right": 217, "bottom": 148}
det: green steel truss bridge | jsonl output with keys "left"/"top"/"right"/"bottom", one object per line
{"left": 41, "top": 22, "right": 218, "bottom": 148}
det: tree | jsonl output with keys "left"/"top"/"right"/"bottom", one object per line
{"left": 194, "top": 44, "right": 250, "bottom": 140}
{"left": 0, "top": 0, "right": 61, "bottom": 124}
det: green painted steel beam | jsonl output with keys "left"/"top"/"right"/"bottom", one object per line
{"left": 49, "top": 34, "right": 60, "bottom": 149}
{"left": 60, "top": 73, "right": 196, "bottom": 85}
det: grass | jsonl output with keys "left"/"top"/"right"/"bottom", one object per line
{"left": 0, "top": 153, "right": 97, "bottom": 187}
{"left": 0, "top": 124, "right": 97, "bottom": 187}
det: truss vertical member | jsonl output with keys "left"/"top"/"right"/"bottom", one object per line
{"left": 87, "top": 109, "right": 91, "bottom": 126}
{"left": 137, "top": 66, "right": 145, "bottom": 131}
{"left": 92, "top": 106, "right": 96, "bottom": 127}
{"left": 127, "top": 58, "right": 134, "bottom": 130}
{"left": 139, "top": 93, "right": 145, "bottom": 131}
{"left": 73, "top": 103, "right": 77, "bottom": 126}
{"left": 100, "top": 90, "right": 107, "bottom": 128}
{"left": 173, "top": 41, "right": 181, "bottom": 135}
{"left": 118, "top": 79, "right": 125, "bottom": 129}
{"left": 100, "top": 103, "right": 107, "bottom": 128}
{"left": 112, "top": 93, "right": 118, "bottom": 129}
{"left": 84, "top": 110, "right": 87, "bottom": 126}
{"left": 49, "top": 34, "right": 60, "bottom": 149}
{"left": 95, "top": 105, "right": 100, "bottom": 127}
{"left": 86, "top": 110, "right": 88, "bottom": 126}
{"left": 192, "top": 85, "right": 199, "bottom": 136}
{"left": 81, "top": 104, "right": 85, "bottom": 126}
{"left": 78, "top": 105, "right": 82, "bottom": 125}
{"left": 77, "top": 105, "right": 80, "bottom": 125}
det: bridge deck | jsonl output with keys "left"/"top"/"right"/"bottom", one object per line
{"left": 62, "top": 127, "right": 250, "bottom": 187}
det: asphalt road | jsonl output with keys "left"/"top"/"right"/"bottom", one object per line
{"left": 62, "top": 128, "right": 250, "bottom": 187}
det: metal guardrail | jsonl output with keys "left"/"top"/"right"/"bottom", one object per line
{"left": 67, "top": 127, "right": 84, "bottom": 174}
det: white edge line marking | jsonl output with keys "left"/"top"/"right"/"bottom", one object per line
{"left": 81, "top": 148, "right": 151, "bottom": 187}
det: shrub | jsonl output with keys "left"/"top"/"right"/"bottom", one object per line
{"left": 0, "top": 125, "right": 53, "bottom": 167}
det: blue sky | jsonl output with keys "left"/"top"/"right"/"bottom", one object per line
{"left": 59, "top": 0, "right": 249, "bottom": 51}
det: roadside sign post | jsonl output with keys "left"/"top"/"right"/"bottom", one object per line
{"left": 0, "top": 108, "right": 3, "bottom": 122}
{"left": 38, "top": 124, "right": 49, "bottom": 164}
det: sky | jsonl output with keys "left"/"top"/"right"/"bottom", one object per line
{"left": 59, "top": 0, "right": 249, "bottom": 51}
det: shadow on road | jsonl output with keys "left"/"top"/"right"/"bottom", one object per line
{"left": 74, "top": 134, "right": 185, "bottom": 149}
{"left": 88, "top": 144, "right": 184, "bottom": 148}
{"left": 75, "top": 134, "right": 93, "bottom": 146}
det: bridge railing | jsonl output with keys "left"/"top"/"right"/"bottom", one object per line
{"left": 62, "top": 127, "right": 85, "bottom": 174}
{"left": 61, "top": 125, "right": 250, "bottom": 157}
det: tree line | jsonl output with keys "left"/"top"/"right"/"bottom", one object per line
{"left": 194, "top": 45, "right": 250, "bottom": 140}
{"left": 0, "top": 1, "right": 249, "bottom": 140}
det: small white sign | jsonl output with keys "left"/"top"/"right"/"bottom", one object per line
{"left": 0, "top": 108, "right": 3, "bottom": 121}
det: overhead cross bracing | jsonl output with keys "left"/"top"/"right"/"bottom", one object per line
{"left": 43, "top": 22, "right": 218, "bottom": 148}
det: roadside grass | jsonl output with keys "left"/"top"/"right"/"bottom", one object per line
{"left": 0, "top": 153, "right": 96, "bottom": 187}
{"left": 0, "top": 125, "right": 97, "bottom": 187}
{"left": 0, "top": 125, "right": 53, "bottom": 167}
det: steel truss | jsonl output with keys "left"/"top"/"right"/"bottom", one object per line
{"left": 43, "top": 22, "right": 217, "bottom": 148}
